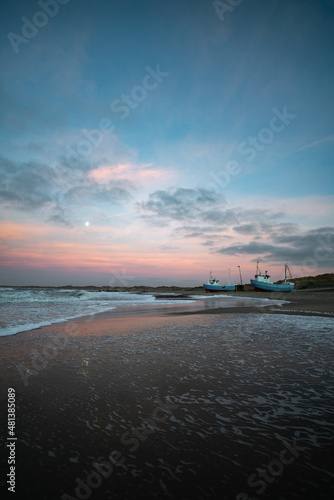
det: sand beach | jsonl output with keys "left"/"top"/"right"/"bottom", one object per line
{"left": 171, "top": 288, "right": 334, "bottom": 318}
{"left": 0, "top": 289, "right": 333, "bottom": 500}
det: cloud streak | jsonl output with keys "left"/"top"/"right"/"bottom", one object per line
{"left": 138, "top": 187, "right": 288, "bottom": 236}
{"left": 0, "top": 154, "right": 134, "bottom": 225}
{"left": 138, "top": 186, "right": 334, "bottom": 271}
{"left": 138, "top": 187, "right": 227, "bottom": 222}
{"left": 295, "top": 134, "right": 334, "bottom": 153}
{"left": 216, "top": 227, "right": 334, "bottom": 268}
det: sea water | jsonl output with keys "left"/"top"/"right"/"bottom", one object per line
{"left": 0, "top": 287, "right": 286, "bottom": 337}
{"left": 0, "top": 287, "right": 190, "bottom": 337}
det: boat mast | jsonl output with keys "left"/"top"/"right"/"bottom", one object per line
{"left": 238, "top": 265, "right": 242, "bottom": 285}
{"left": 228, "top": 268, "right": 231, "bottom": 285}
{"left": 284, "top": 263, "right": 293, "bottom": 283}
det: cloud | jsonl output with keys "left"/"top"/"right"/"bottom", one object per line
{"left": 138, "top": 188, "right": 295, "bottom": 256}
{"left": 64, "top": 183, "right": 132, "bottom": 204}
{"left": 233, "top": 222, "right": 299, "bottom": 237}
{"left": 88, "top": 163, "right": 176, "bottom": 187}
{"left": 138, "top": 187, "right": 226, "bottom": 223}
{"left": 297, "top": 134, "right": 334, "bottom": 152}
{"left": 48, "top": 214, "right": 73, "bottom": 227}
{"left": 0, "top": 160, "right": 53, "bottom": 210}
{"left": 139, "top": 187, "right": 292, "bottom": 228}
{"left": 138, "top": 188, "right": 294, "bottom": 243}
{"left": 0, "top": 154, "right": 134, "bottom": 225}
{"left": 0, "top": 190, "right": 22, "bottom": 203}
{"left": 217, "top": 241, "right": 283, "bottom": 257}
{"left": 139, "top": 186, "right": 334, "bottom": 270}
{"left": 216, "top": 227, "right": 334, "bottom": 266}
{"left": 0, "top": 155, "right": 19, "bottom": 174}
{"left": 160, "top": 244, "right": 179, "bottom": 251}
{"left": 233, "top": 223, "right": 259, "bottom": 235}
{"left": 172, "top": 225, "right": 234, "bottom": 241}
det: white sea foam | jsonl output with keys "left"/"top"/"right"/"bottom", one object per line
{"left": 0, "top": 287, "right": 289, "bottom": 337}
{"left": 0, "top": 288, "right": 192, "bottom": 337}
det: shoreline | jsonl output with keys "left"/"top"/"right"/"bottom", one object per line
{"left": 1, "top": 289, "right": 334, "bottom": 341}
{"left": 164, "top": 289, "right": 334, "bottom": 318}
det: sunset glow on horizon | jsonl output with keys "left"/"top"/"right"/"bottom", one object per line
{"left": 1, "top": 0, "right": 333, "bottom": 286}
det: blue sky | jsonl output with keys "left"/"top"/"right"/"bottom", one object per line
{"left": 1, "top": 0, "right": 333, "bottom": 286}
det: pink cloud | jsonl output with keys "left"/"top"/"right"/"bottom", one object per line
{"left": 88, "top": 162, "right": 176, "bottom": 187}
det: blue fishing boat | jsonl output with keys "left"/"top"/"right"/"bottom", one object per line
{"left": 203, "top": 269, "right": 237, "bottom": 292}
{"left": 250, "top": 263, "right": 294, "bottom": 292}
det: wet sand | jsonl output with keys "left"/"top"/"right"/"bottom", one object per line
{"left": 0, "top": 290, "right": 333, "bottom": 500}
{"left": 168, "top": 289, "right": 334, "bottom": 318}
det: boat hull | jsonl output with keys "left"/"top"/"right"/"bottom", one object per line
{"left": 203, "top": 284, "right": 236, "bottom": 292}
{"left": 250, "top": 280, "right": 294, "bottom": 292}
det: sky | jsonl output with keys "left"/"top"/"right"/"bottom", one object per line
{"left": 0, "top": 0, "right": 334, "bottom": 286}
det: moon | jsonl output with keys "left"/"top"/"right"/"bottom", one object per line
{"left": 85, "top": 221, "right": 90, "bottom": 227}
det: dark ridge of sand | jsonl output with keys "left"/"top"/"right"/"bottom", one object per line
{"left": 165, "top": 290, "right": 334, "bottom": 318}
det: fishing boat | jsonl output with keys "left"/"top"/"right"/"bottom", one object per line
{"left": 203, "top": 269, "right": 237, "bottom": 292}
{"left": 250, "top": 263, "right": 295, "bottom": 292}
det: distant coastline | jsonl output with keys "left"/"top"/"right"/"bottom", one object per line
{"left": 2, "top": 272, "right": 333, "bottom": 292}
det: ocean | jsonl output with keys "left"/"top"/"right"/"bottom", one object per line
{"left": 0, "top": 286, "right": 286, "bottom": 337}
